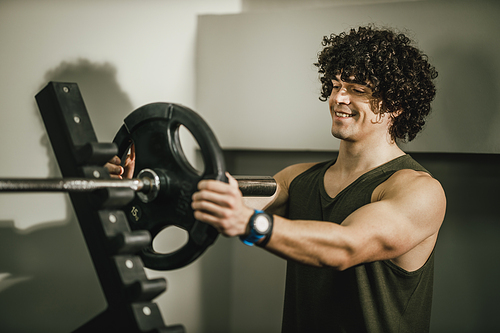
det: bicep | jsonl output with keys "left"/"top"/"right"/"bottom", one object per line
{"left": 340, "top": 173, "right": 446, "bottom": 264}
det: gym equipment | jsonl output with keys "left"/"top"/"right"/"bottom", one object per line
{"left": 0, "top": 82, "right": 276, "bottom": 332}
{"left": 0, "top": 175, "right": 276, "bottom": 196}
{"left": 0, "top": 103, "right": 275, "bottom": 270}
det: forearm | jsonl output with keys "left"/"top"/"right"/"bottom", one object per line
{"left": 262, "top": 216, "right": 354, "bottom": 270}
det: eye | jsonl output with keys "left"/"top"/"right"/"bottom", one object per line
{"left": 330, "top": 79, "right": 341, "bottom": 90}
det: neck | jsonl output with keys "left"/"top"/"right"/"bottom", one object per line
{"left": 334, "top": 137, "right": 405, "bottom": 176}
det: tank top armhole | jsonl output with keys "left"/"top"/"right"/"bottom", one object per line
{"left": 382, "top": 248, "right": 435, "bottom": 277}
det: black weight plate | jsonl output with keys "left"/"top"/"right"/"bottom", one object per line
{"left": 113, "top": 103, "right": 227, "bottom": 270}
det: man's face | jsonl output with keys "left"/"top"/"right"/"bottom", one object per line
{"left": 328, "top": 74, "right": 389, "bottom": 142}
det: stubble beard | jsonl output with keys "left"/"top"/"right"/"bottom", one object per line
{"left": 331, "top": 123, "right": 354, "bottom": 142}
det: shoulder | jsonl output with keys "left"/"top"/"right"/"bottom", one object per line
{"left": 275, "top": 162, "right": 321, "bottom": 189}
{"left": 264, "top": 162, "right": 322, "bottom": 216}
{"left": 388, "top": 169, "right": 442, "bottom": 191}
{"left": 375, "top": 169, "right": 446, "bottom": 217}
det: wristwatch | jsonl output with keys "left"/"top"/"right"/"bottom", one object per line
{"left": 240, "top": 209, "right": 273, "bottom": 246}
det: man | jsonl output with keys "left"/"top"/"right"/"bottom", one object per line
{"left": 190, "top": 26, "right": 446, "bottom": 332}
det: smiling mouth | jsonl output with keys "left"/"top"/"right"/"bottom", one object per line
{"left": 335, "top": 112, "right": 354, "bottom": 118}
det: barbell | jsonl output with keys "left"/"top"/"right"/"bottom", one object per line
{"left": 0, "top": 175, "right": 276, "bottom": 198}
{"left": 0, "top": 101, "right": 276, "bottom": 271}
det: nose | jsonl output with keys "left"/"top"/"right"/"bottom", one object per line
{"left": 331, "top": 88, "right": 350, "bottom": 105}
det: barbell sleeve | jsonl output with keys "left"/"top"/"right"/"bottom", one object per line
{"left": 233, "top": 176, "right": 277, "bottom": 197}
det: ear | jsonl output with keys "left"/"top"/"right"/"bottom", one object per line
{"left": 371, "top": 99, "right": 383, "bottom": 113}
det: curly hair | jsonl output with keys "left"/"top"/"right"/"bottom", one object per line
{"left": 315, "top": 26, "right": 438, "bottom": 142}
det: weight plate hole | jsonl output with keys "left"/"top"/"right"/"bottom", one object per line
{"left": 178, "top": 125, "right": 205, "bottom": 176}
{"left": 152, "top": 226, "right": 189, "bottom": 254}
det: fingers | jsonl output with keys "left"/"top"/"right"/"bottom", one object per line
{"left": 193, "top": 210, "right": 228, "bottom": 235}
{"left": 122, "top": 158, "right": 135, "bottom": 179}
{"left": 192, "top": 183, "right": 238, "bottom": 212}
{"left": 121, "top": 144, "right": 136, "bottom": 179}
{"left": 197, "top": 173, "right": 239, "bottom": 193}
{"left": 129, "top": 143, "right": 136, "bottom": 159}
{"left": 191, "top": 174, "right": 251, "bottom": 237}
{"left": 108, "top": 155, "right": 121, "bottom": 165}
{"left": 106, "top": 163, "right": 123, "bottom": 175}
{"left": 104, "top": 157, "right": 124, "bottom": 179}
{"left": 123, "top": 144, "right": 136, "bottom": 167}
{"left": 193, "top": 178, "right": 240, "bottom": 213}
{"left": 226, "top": 172, "right": 239, "bottom": 188}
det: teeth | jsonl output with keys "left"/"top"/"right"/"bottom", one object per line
{"left": 335, "top": 112, "right": 353, "bottom": 118}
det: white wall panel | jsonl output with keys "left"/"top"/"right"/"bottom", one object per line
{"left": 197, "top": 0, "right": 500, "bottom": 153}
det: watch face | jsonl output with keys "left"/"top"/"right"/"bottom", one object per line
{"left": 254, "top": 214, "right": 271, "bottom": 234}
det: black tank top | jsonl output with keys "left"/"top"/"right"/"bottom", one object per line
{"left": 281, "top": 155, "right": 434, "bottom": 333}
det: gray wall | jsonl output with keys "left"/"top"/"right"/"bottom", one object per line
{"left": 197, "top": 0, "right": 500, "bottom": 153}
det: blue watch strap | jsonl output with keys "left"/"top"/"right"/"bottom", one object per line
{"left": 239, "top": 209, "right": 266, "bottom": 246}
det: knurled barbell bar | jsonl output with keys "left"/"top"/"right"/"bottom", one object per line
{"left": 0, "top": 174, "right": 277, "bottom": 199}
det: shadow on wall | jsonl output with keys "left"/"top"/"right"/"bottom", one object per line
{"left": 43, "top": 58, "right": 134, "bottom": 142}
{"left": 0, "top": 59, "right": 134, "bottom": 333}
